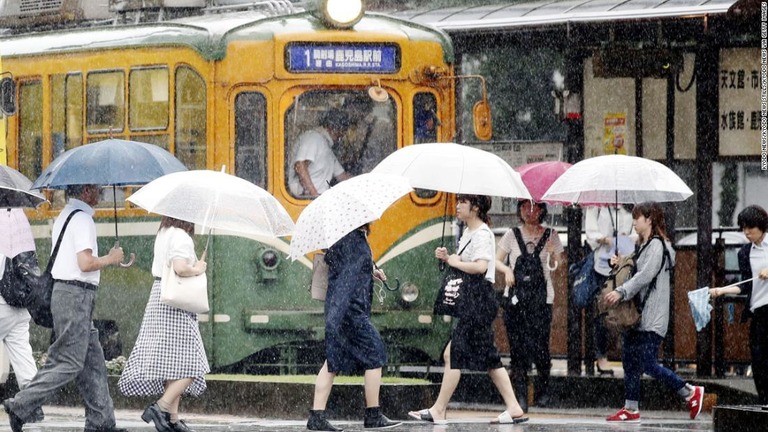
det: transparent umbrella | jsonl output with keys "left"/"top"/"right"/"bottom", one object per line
{"left": 128, "top": 170, "right": 295, "bottom": 239}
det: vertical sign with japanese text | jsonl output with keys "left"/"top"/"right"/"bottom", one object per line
{"left": 719, "top": 48, "right": 760, "bottom": 156}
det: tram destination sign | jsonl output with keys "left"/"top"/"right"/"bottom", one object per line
{"left": 286, "top": 43, "right": 399, "bottom": 73}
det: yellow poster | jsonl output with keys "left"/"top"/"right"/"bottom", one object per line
{"left": 0, "top": 54, "right": 5, "bottom": 166}
{"left": 603, "top": 112, "right": 627, "bottom": 155}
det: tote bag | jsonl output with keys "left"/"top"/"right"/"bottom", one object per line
{"left": 160, "top": 233, "right": 209, "bottom": 313}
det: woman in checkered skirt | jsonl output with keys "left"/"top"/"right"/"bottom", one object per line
{"left": 118, "top": 217, "right": 209, "bottom": 432}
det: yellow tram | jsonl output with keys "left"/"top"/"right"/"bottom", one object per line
{"left": 0, "top": 0, "right": 492, "bottom": 372}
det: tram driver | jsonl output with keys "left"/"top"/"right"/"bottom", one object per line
{"left": 288, "top": 109, "right": 352, "bottom": 198}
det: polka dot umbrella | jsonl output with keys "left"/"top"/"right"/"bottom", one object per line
{"left": 288, "top": 173, "right": 412, "bottom": 261}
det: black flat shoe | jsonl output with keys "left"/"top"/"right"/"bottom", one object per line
{"left": 596, "top": 363, "right": 615, "bottom": 376}
{"left": 170, "top": 419, "right": 195, "bottom": 432}
{"left": 141, "top": 403, "right": 173, "bottom": 432}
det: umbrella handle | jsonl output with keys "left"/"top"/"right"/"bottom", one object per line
{"left": 119, "top": 252, "right": 136, "bottom": 268}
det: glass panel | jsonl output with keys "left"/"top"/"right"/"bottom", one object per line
{"left": 128, "top": 135, "right": 168, "bottom": 149}
{"left": 18, "top": 81, "right": 43, "bottom": 180}
{"left": 234, "top": 92, "right": 267, "bottom": 188}
{"left": 412, "top": 92, "right": 438, "bottom": 198}
{"left": 65, "top": 74, "right": 83, "bottom": 153}
{"left": 174, "top": 66, "right": 206, "bottom": 169}
{"left": 413, "top": 92, "right": 438, "bottom": 144}
{"left": 86, "top": 71, "right": 125, "bottom": 133}
{"left": 130, "top": 67, "right": 169, "bottom": 130}
{"left": 284, "top": 90, "right": 397, "bottom": 198}
{"left": 50, "top": 74, "right": 65, "bottom": 158}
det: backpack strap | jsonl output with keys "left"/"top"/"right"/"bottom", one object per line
{"left": 513, "top": 227, "right": 551, "bottom": 257}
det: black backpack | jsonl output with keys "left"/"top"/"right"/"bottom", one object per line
{"left": 510, "top": 227, "right": 551, "bottom": 308}
{"left": 0, "top": 251, "right": 40, "bottom": 308}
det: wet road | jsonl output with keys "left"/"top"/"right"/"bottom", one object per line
{"left": 2, "top": 406, "right": 714, "bottom": 431}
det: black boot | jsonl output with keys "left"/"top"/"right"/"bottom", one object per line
{"left": 363, "top": 407, "right": 402, "bottom": 429}
{"left": 307, "top": 410, "right": 343, "bottom": 432}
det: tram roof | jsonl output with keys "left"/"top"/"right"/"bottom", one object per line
{"left": 0, "top": 11, "right": 453, "bottom": 62}
{"left": 390, "top": 0, "right": 739, "bottom": 31}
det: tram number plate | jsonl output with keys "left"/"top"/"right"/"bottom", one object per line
{"left": 285, "top": 43, "right": 399, "bottom": 73}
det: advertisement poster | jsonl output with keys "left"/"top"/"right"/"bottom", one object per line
{"left": 603, "top": 112, "right": 627, "bottom": 154}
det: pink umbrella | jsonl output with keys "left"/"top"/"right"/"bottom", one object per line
{"left": 515, "top": 161, "right": 572, "bottom": 203}
{"left": 0, "top": 208, "right": 36, "bottom": 258}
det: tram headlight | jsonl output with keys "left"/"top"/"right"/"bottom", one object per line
{"left": 400, "top": 282, "right": 419, "bottom": 303}
{"left": 257, "top": 248, "right": 280, "bottom": 281}
{"left": 309, "top": 0, "right": 364, "bottom": 29}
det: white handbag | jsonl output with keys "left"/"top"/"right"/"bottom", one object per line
{"left": 160, "top": 235, "right": 209, "bottom": 314}
{"left": 310, "top": 252, "right": 328, "bottom": 301}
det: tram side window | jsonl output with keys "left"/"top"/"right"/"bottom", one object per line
{"left": 86, "top": 71, "right": 124, "bottom": 133}
{"left": 174, "top": 66, "right": 206, "bottom": 169}
{"left": 130, "top": 67, "right": 169, "bottom": 131}
{"left": 50, "top": 73, "right": 84, "bottom": 159}
{"left": 284, "top": 90, "right": 397, "bottom": 198}
{"left": 413, "top": 93, "right": 438, "bottom": 144}
{"left": 18, "top": 81, "right": 43, "bottom": 181}
{"left": 234, "top": 92, "right": 267, "bottom": 188}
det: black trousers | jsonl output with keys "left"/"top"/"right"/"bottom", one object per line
{"left": 504, "top": 303, "right": 553, "bottom": 399}
{"left": 751, "top": 305, "right": 768, "bottom": 404}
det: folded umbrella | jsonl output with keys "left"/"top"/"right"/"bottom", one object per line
{"left": 687, "top": 287, "right": 712, "bottom": 332}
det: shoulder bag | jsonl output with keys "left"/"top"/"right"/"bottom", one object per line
{"left": 597, "top": 237, "right": 668, "bottom": 332}
{"left": 433, "top": 240, "right": 483, "bottom": 317}
{"left": 160, "top": 231, "right": 209, "bottom": 314}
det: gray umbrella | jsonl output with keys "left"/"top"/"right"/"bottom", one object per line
{"left": 31, "top": 139, "right": 187, "bottom": 267}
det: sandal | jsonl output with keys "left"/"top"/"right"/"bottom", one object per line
{"left": 407, "top": 408, "right": 447, "bottom": 425}
{"left": 490, "top": 410, "right": 529, "bottom": 424}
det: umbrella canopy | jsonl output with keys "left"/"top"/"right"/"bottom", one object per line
{"left": 541, "top": 154, "right": 693, "bottom": 204}
{"left": 515, "top": 161, "right": 571, "bottom": 203}
{"left": 128, "top": 170, "right": 295, "bottom": 238}
{"left": 0, "top": 165, "right": 46, "bottom": 208}
{"left": 372, "top": 143, "right": 531, "bottom": 199}
{"left": 0, "top": 208, "right": 36, "bottom": 258}
{"left": 31, "top": 138, "right": 187, "bottom": 190}
{"left": 288, "top": 173, "right": 412, "bottom": 261}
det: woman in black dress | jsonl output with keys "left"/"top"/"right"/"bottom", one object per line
{"left": 307, "top": 225, "right": 401, "bottom": 431}
{"left": 408, "top": 194, "right": 528, "bottom": 425}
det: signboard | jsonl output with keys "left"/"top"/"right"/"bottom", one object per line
{"left": 719, "top": 48, "right": 760, "bottom": 156}
{"left": 285, "top": 43, "right": 399, "bottom": 73}
{"left": 603, "top": 112, "right": 627, "bottom": 155}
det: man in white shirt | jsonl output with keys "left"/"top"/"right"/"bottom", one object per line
{"left": 288, "top": 109, "right": 352, "bottom": 197}
{"left": 3, "top": 184, "right": 127, "bottom": 432}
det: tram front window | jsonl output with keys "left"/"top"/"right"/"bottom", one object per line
{"left": 284, "top": 90, "right": 396, "bottom": 198}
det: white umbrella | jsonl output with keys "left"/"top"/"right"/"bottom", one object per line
{"left": 541, "top": 154, "right": 693, "bottom": 204}
{"left": 288, "top": 173, "right": 412, "bottom": 261}
{"left": 128, "top": 170, "right": 294, "bottom": 238}
{"left": 371, "top": 143, "right": 531, "bottom": 199}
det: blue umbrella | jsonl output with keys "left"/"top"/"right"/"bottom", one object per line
{"left": 31, "top": 139, "right": 186, "bottom": 189}
{"left": 31, "top": 139, "right": 188, "bottom": 266}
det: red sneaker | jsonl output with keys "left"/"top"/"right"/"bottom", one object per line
{"left": 687, "top": 386, "right": 705, "bottom": 419}
{"left": 606, "top": 408, "right": 640, "bottom": 423}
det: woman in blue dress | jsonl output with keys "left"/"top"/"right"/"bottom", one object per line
{"left": 307, "top": 225, "right": 401, "bottom": 431}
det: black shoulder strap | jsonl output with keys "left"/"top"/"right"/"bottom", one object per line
{"left": 513, "top": 228, "right": 527, "bottom": 256}
{"left": 534, "top": 229, "right": 552, "bottom": 255}
{"left": 46, "top": 209, "right": 83, "bottom": 273}
{"left": 457, "top": 239, "right": 472, "bottom": 256}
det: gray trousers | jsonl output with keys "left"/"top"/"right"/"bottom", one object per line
{"left": 8, "top": 281, "right": 116, "bottom": 429}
